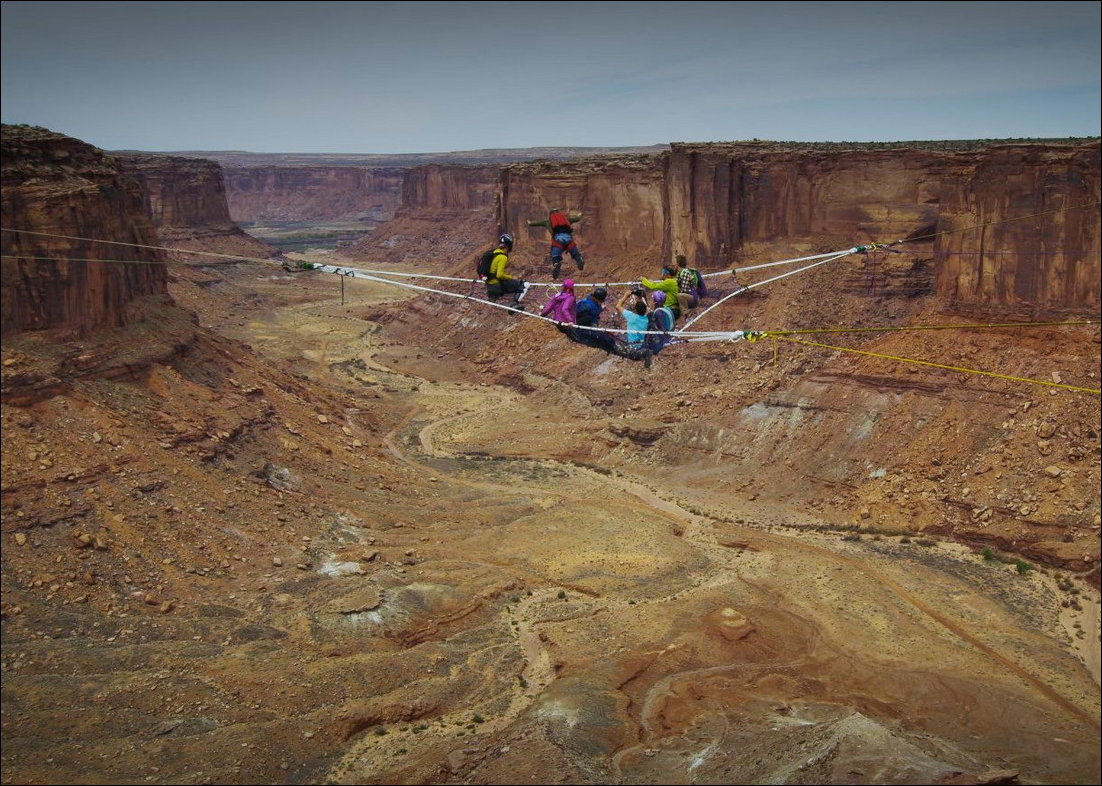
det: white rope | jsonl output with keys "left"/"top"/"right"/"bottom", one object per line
{"left": 3, "top": 226, "right": 854, "bottom": 344}
{"left": 0, "top": 227, "right": 279, "bottom": 264}
{"left": 711, "top": 247, "right": 861, "bottom": 277}
{"left": 680, "top": 249, "right": 857, "bottom": 331}
{"left": 320, "top": 264, "right": 693, "bottom": 340}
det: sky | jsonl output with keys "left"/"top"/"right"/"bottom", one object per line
{"left": 1, "top": 1, "right": 1099, "bottom": 154}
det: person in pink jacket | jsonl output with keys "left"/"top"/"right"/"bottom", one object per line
{"left": 540, "top": 278, "right": 577, "bottom": 329}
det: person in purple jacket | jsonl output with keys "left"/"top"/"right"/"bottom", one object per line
{"left": 540, "top": 278, "right": 577, "bottom": 330}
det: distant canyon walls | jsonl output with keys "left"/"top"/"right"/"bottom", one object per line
{"left": 342, "top": 164, "right": 502, "bottom": 264}
{"left": 1, "top": 125, "right": 169, "bottom": 336}
{"left": 222, "top": 166, "right": 404, "bottom": 224}
{"left": 6, "top": 124, "right": 1094, "bottom": 337}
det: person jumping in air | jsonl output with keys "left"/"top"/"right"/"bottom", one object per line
{"left": 527, "top": 208, "right": 585, "bottom": 280}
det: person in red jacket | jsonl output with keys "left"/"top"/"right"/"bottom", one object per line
{"left": 527, "top": 208, "right": 585, "bottom": 280}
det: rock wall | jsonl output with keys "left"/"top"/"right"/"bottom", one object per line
{"left": 222, "top": 166, "right": 404, "bottom": 224}
{"left": 344, "top": 164, "right": 501, "bottom": 265}
{"left": 662, "top": 143, "right": 946, "bottom": 264}
{"left": 935, "top": 143, "right": 1101, "bottom": 317}
{"left": 119, "top": 154, "right": 276, "bottom": 258}
{"left": 503, "top": 155, "right": 665, "bottom": 264}
{"left": 401, "top": 164, "right": 500, "bottom": 213}
{"left": 1, "top": 125, "right": 169, "bottom": 336}
{"left": 495, "top": 141, "right": 1099, "bottom": 315}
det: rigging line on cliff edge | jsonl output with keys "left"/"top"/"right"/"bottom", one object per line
{"left": 679, "top": 250, "right": 858, "bottom": 331}
{"left": 8, "top": 226, "right": 1098, "bottom": 354}
{"left": 767, "top": 334, "right": 1102, "bottom": 395}
{"left": 7, "top": 243, "right": 1096, "bottom": 390}
{"left": 0, "top": 227, "right": 280, "bottom": 265}
{"left": 9, "top": 249, "right": 1089, "bottom": 342}
{"left": 0, "top": 253, "right": 171, "bottom": 267}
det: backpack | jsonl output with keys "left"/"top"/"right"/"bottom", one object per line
{"left": 476, "top": 248, "right": 496, "bottom": 279}
{"left": 649, "top": 306, "right": 674, "bottom": 332}
{"left": 549, "top": 210, "right": 571, "bottom": 232}
{"left": 691, "top": 269, "right": 708, "bottom": 298}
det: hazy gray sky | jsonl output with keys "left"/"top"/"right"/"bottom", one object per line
{"left": 2, "top": 1, "right": 1099, "bottom": 153}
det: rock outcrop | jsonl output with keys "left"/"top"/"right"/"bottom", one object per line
{"left": 1, "top": 125, "right": 170, "bottom": 336}
{"left": 347, "top": 164, "right": 501, "bottom": 265}
{"left": 119, "top": 154, "right": 276, "bottom": 259}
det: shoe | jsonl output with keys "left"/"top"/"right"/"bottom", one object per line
{"left": 510, "top": 302, "right": 526, "bottom": 312}
{"left": 643, "top": 350, "right": 653, "bottom": 369}
{"left": 576, "top": 256, "right": 585, "bottom": 271}
{"left": 551, "top": 260, "right": 562, "bottom": 280}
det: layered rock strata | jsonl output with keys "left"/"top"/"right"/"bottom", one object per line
{"left": 222, "top": 165, "right": 404, "bottom": 224}
{"left": 1, "top": 125, "right": 170, "bottom": 336}
{"left": 119, "top": 154, "right": 276, "bottom": 259}
{"left": 496, "top": 141, "right": 1099, "bottom": 316}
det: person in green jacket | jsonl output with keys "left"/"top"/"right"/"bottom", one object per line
{"left": 641, "top": 266, "right": 681, "bottom": 321}
{"left": 527, "top": 208, "right": 585, "bottom": 280}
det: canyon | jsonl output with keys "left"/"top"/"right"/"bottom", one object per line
{"left": 1, "top": 124, "right": 1099, "bottom": 786}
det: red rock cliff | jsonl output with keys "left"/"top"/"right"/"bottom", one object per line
{"left": 222, "top": 166, "right": 404, "bottom": 224}
{"left": 1, "top": 125, "right": 170, "bottom": 336}
{"left": 118, "top": 154, "right": 276, "bottom": 259}
{"left": 935, "top": 143, "right": 1100, "bottom": 317}
{"left": 497, "top": 141, "right": 1099, "bottom": 316}
{"left": 346, "top": 164, "right": 501, "bottom": 265}
{"left": 401, "top": 164, "right": 500, "bottom": 212}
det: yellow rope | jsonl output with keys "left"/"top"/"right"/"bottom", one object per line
{"left": 769, "top": 335, "right": 1101, "bottom": 395}
{"left": 769, "top": 319, "right": 1100, "bottom": 337}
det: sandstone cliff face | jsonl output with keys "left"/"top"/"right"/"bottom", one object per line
{"left": 503, "top": 155, "right": 666, "bottom": 263}
{"left": 402, "top": 164, "right": 500, "bottom": 213}
{"left": 345, "top": 164, "right": 501, "bottom": 265}
{"left": 935, "top": 143, "right": 1101, "bottom": 317}
{"left": 119, "top": 154, "right": 276, "bottom": 258}
{"left": 496, "top": 141, "right": 1099, "bottom": 316}
{"left": 1, "top": 125, "right": 169, "bottom": 336}
{"left": 663, "top": 144, "right": 945, "bottom": 261}
{"left": 222, "top": 166, "right": 404, "bottom": 223}
{"left": 119, "top": 155, "right": 237, "bottom": 230}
